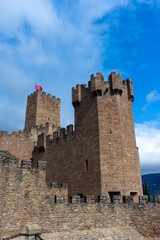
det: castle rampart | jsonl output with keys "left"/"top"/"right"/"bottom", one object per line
{"left": 0, "top": 151, "right": 160, "bottom": 239}
{"left": 0, "top": 122, "right": 59, "bottom": 165}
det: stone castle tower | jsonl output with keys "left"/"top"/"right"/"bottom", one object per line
{"left": 24, "top": 89, "right": 61, "bottom": 132}
{"left": 31, "top": 72, "right": 142, "bottom": 202}
{"left": 70, "top": 72, "right": 142, "bottom": 200}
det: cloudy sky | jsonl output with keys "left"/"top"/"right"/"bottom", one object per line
{"left": 0, "top": 0, "right": 160, "bottom": 175}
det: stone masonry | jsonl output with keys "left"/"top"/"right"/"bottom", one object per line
{"left": 0, "top": 72, "right": 158, "bottom": 239}
{"left": 0, "top": 151, "right": 160, "bottom": 239}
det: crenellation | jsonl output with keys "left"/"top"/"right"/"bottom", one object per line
{"left": 112, "top": 195, "right": 121, "bottom": 204}
{"left": 67, "top": 124, "right": 73, "bottom": 133}
{"left": 60, "top": 128, "right": 66, "bottom": 137}
{"left": 98, "top": 195, "right": 108, "bottom": 203}
{"left": 84, "top": 195, "right": 95, "bottom": 203}
{"left": 72, "top": 84, "right": 82, "bottom": 107}
{"left": 55, "top": 195, "right": 66, "bottom": 204}
{"left": 0, "top": 130, "right": 8, "bottom": 137}
{"left": 139, "top": 195, "right": 148, "bottom": 204}
{"left": 42, "top": 91, "right": 47, "bottom": 96}
{"left": 126, "top": 78, "right": 134, "bottom": 102}
{"left": 154, "top": 195, "right": 160, "bottom": 203}
{"left": 108, "top": 71, "right": 123, "bottom": 95}
{"left": 70, "top": 195, "right": 81, "bottom": 203}
{"left": 37, "top": 160, "right": 46, "bottom": 170}
{"left": 53, "top": 130, "right": 59, "bottom": 139}
{"left": 123, "top": 195, "right": 133, "bottom": 204}
{"left": 90, "top": 72, "right": 104, "bottom": 95}
{"left": 37, "top": 133, "right": 46, "bottom": 149}
{"left": 21, "top": 160, "right": 32, "bottom": 169}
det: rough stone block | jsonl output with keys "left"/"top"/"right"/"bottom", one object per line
{"left": 21, "top": 160, "right": 31, "bottom": 169}
{"left": 51, "top": 182, "right": 58, "bottom": 188}
{"left": 0, "top": 150, "right": 19, "bottom": 166}
{"left": 19, "top": 224, "right": 41, "bottom": 240}
{"left": 70, "top": 195, "right": 80, "bottom": 203}
{"left": 112, "top": 195, "right": 121, "bottom": 204}
{"left": 98, "top": 195, "right": 108, "bottom": 203}
{"left": 139, "top": 195, "right": 148, "bottom": 204}
{"left": 61, "top": 183, "right": 68, "bottom": 189}
{"left": 123, "top": 195, "right": 133, "bottom": 204}
{"left": 154, "top": 195, "right": 160, "bottom": 203}
{"left": 55, "top": 195, "right": 65, "bottom": 204}
{"left": 84, "top": 195, "right": 95, "bottom": 203}
{"left": 37, "top": 161, "right": 46, "bottom": 170}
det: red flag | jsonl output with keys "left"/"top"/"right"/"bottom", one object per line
{"left": 35, "top": 85, "right": 43, "bottom": 92}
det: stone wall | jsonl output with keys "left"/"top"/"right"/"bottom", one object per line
{"left": 0, "top": 151, "right": 68, "bottom": 238}
{"left": 0, "top": 131, "right": 35, "bottom": 165}
{"left": 0, "top": 154, "right": 160, "bottom": 239}
{"left": 0, "top": 123, "right": 59, "bottom": 165}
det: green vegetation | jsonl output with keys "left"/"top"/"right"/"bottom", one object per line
{"left": 143, "top": 180, "right": 150, "bottom": 202}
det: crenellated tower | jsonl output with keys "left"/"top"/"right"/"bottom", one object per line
{"left": 72, "top": 72, "right": 142, "bottom": 201}
{"left": 24, "top": 90, "right": 61, "bottom": 132}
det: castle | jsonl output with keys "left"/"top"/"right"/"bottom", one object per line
{"left": 0, "top": 72, "right": 160, "bottom": 239}
{"left": 0, "top": 71, "right": 142, "bottom": 201}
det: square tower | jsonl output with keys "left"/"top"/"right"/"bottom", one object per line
{"left": 72, "top": 72, "right": 142, "bottom": 201}
{"left": 24, "top": 90, "right": 60, "bottom": 132}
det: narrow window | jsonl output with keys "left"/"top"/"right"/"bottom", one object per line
{"left": 85, "top": 160, "right": 88, "bottom": 172}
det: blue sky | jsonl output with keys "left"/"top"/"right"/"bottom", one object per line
{"left": 0, "top": 0, "right": 160, "bottom": 174}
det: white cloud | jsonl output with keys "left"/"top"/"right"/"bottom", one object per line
{"left": 135, "top": 121, "right": 160, "bottom": 166}
{"left": 146, "top": 90, "right": 160, "bottom": 103}
{"left": 142, "top": 90, "right": 160, "bottom": 110}
{"left": 0, "top": 0, "right": 61, "bottom": 37}
{"left": 0, "top": 95, "right": 25, "bottom": 131}
{"left": 0, "top": 62, "right": 33, "bottom": 90}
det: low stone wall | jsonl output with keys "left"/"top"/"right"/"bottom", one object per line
{"left": 0, "top": 152, "right": 160, "bottom": 239}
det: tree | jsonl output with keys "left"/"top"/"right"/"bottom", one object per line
{"left": 143, "top": 180, "right": 151, "bottom": 202}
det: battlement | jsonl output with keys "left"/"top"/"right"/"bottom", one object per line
{"left": 72, "top": 72, "right": 134, "bottom": 108}
{"left": 52, "top": 124, "right": 74, "bottom": 140}
{"left": 27, "top": 90, "right": 61, "bottom": 105}
{"left": 108, "top": 72, "right": 123, "bottom": 95}
{"left": 0, "top": 129, "right": 30, "bottom": 138}
{"left": 90, "top": 72, "right": 104, "bottom": 95}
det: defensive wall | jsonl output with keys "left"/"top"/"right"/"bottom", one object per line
{"left": 0, "top": 151, "right": 160, "bottom": 239}
{"left": 0, "top": 122, "right": 60, "bottom": 165}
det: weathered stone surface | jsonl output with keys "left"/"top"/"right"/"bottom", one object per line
{"left": 154, "top": 195, "right": 160, "bottom": 203}
{"left": 98, "top": 195, "right": 108, "bottom": 203}
{"left": 70, "top": 195, "right": 80, "bottom": 203}
{"left": 0, "top": 72, "right": 155, "bottom": 239}
{"left": 139, "top": 195, "right": 148, "bottom": 204}
{"left": 0, "top": 159, "right": 160, "bottom": 239}
{"left": 19, "top": 224, "right": 41, "bottom": 240}
{"left": 84, "top": 195, "right": 95, "bottom": 203}
{"left": 123, "top": 195, "right": 133, "bottom": 204}
{"left": 42, "top": 227, "right": 152, "bottom": 240}
{"left": 55, "top": 195, "right": 66, "bottom": 204}
{"left": 112, "top": 195, "right": 121, "bottom": 204}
